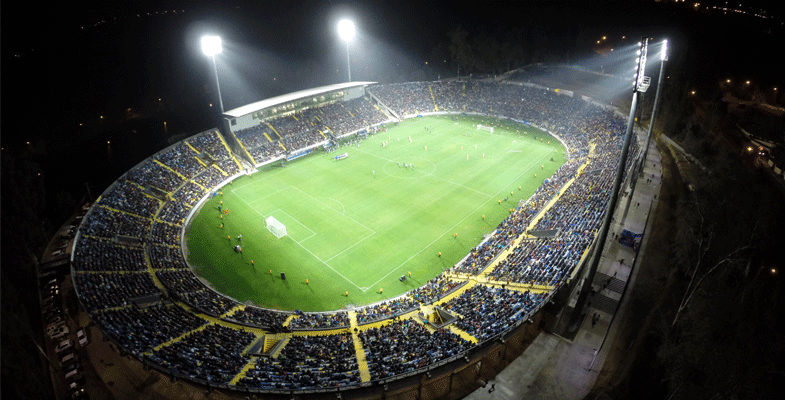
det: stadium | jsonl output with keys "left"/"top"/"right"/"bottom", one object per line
{"left": 69, "top": 73, "right": 636, "bottom": 397}
{"left": 8, "top": 2, "right": 785, "bottom": 400}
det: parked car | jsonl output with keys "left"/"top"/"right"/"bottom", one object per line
{"left": 55, "top": 339, "right": 73, "bottom": 354}
{"left": 67, "top": 381, "right": 80, "bottom": 393}
{"left": 50, "top": 330, "right": 69, "bottom": 341}
{"left": 46, "top": 310, "right": 64, "bottom": 324}
{"left": 45, "top": 284, "right": 60, "bottom": 297}
{"left": 47, "top": 324, "right": 68, "bottom": 339}
{"left": 76, "top": 329, "right": 88, "bottom": 347}
{"left": 46, "top": 320, "right": 66, "bottom": 333}
{"left": 60, "top": 352, "right": 77, "bottom": 365}
{"left": 69, "top": 387, "right": 87, "bottom": 399}
{"left": 62, "top": 361, "right": 81, "bottom": 374}
{"left": 46, "top": 313, "right": 64, "bottom": 326}
{"left": 63, "top": 368, "right": 80, "bottom": 381}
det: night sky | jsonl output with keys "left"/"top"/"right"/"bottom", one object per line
{"left": 2, "top": 0, "right": 783, "bottom": 223}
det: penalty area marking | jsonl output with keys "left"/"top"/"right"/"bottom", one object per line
{"left": 233, "top": 188, "right": 368, "bottom": 290}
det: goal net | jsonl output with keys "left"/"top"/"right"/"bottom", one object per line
{"left": 476, "top": 124, "right": 494, "bottom": 133}
{"left": 265, "top": 216, "right": 287, "bottom": 239}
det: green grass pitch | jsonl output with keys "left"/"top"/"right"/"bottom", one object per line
{"left": 185, "top": 115, "right": 565, "bottom": 311}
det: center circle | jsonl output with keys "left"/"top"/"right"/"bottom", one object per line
{"left": 382, "top": 157, "right": 436, "bottom": 178}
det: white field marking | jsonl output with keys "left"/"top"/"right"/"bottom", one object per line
{"left": 288, "top": 236, "right": 364, "bottom": 290}
{"left": 365, "top": 149, "right": 553, "bottom": 289}
{"left": 355, "top": 147, "right": 494, "bottom": 198}
{"left": 269, "top": 208, "right": 316, "bottom": 242}
{"left": 233, "top": 196, "right": 317, "bottom": 241}
{"left": 288, "top": 186, "right": 376, "bottom": 236}
{"left": 325, "top": 232, "right": 376, "bottom": 263}
{"left": 320, "top": 197, "right": 346, "bottom": 215}
{"left": 236, "top": 183, "right": 291, "bottom": 202}
{"left": 236, "top": 183, "right": 373, "bottom": 289}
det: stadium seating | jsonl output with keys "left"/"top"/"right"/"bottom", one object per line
{"left": 71, "top": 79, "right": 634, "bottom": 392}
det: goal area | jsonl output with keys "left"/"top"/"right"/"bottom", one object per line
{"left": 476, "top": 124, "right": 494, "bottom": 133}
{"left": 265, "top": 216, "right": 287, "bottom": 238}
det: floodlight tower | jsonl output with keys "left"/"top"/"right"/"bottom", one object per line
{"left": 337, "top": 19, "right": 355, "bottom": 82}
{"left": 566, "top": 38, "right": 650, "bottom": 339}
{"left": 640, "top": 39, "right": 668, "bottom": 174}
{"left": 201, "top": 35, "right": 224, "bottom": 114}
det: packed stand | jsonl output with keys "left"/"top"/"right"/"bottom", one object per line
{"left": 146, "top": 324, "right": 256, "bottom": 383}
{"left": 238, "top": 334, "right": 360, "bottom": 389}
{"left": 360, "top": 318, "right": 471, "bottom": 379}
{"left": 73, "top": 237, "right": 147, "bottom": 272}
{"left": 93, "top": 304, "right": 207, "bottom": 356}
{"left": 287, "top": 310, "right": 350, "bottom": 330}
{"left": 441, "top": 286, "right": 545, "bottom": 340}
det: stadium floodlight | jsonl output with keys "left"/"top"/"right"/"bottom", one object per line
{"left": 337, "top": 19, "right": 355, "bottom": 82}
{"left": 634, "top": 39, "right": 649, "bottom": 93}
{"left": 661, "top": 39, "right": 668, "bottom": 62}
{"left": 201, "top": 35, "right": 222, "bottom": 56}
{"left": 640, "top": 38, "right": 668, "bottom": 175}
{"left": 201, "top": 35, "right": 224, "bottom": 114}
{"left": 567, "top": 37, "right": 650, "bottom": 336}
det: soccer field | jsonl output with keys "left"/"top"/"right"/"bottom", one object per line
{"left": 185, "top": 115, "right": 565, "bottom": 311}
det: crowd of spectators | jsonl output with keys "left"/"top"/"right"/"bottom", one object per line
{"left": 360, "top": 318, "right": 471, "bottom": 379}
{"left": 93, "top": 304, "right": 207, "bottom": 356}
{"left": 234, "top": 97, "right": 391, "bottom": 166}
{"left": 73, "top": 237, "right": 146, "bottom": 272}
{"left": 96, "top": 180, "right": 161, "bottom": 218}
{"left": 287, "top": 311, "right": 350, "bottom": 330}
{"left": 72, "top": 78, "right": 632, "bottom": 391}
{"left": 146, "top": 324, "right": 256, "bottom": 384}
{"left": 73, "top": 272, "right": 160, "bottom": 312}
{"left": 125, "top": 159, "right": 185, "bottom": 193}
{"left": 187, "top": 130, "right": 242, "bottom": 176}
{"left": 355, "top": 296, "right": 420, "bottom": 325}
{"left": 80, "top": 207, "right": 151, "bottom": 238}
{"left": 238, "top": 334, "right": 360, "bottom": 389}
{"left": 441, "top": 286, "right": 545, "bottom": 340}
{"left": 225, "top": 306, "right": 289, "bottom": 329}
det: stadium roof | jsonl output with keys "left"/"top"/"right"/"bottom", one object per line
{"left": 223, "top": 81, "right": 377, "bottom": 118}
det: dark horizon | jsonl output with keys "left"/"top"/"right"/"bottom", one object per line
{"left": 2, "top": 0, "right": 783, "bottom": 225}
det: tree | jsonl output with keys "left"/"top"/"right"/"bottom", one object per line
{"left": 448, "top": 26, "right": 473, "bottom": 77}
{"left": 658, "top": 130, "right": 785, "bottom": 400}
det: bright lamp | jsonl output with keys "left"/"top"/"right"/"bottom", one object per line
{"left": 337, "top": 20, "right": 355, "bottom": 43}
{"left": 201, "top": 35, "right": 222, "bottom": 56}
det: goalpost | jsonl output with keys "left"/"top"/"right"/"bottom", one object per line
{"left": 476, "top": 124, "right": 494, "bottom": 133}
{"left": 265, "top": 216, "right": 287, "bottom": 239}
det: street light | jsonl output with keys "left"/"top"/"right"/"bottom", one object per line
{"left": 337, "top": 19, "right": 355, "bottom": 82}
{"left": 201, "top": 35, "right": 224, "bottom": 114}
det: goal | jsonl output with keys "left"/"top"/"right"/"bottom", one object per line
{"left": 476, "top": 124, "right": 494, "bottom": 133}
{"left": 265, "top": 216, "right": 287, "bottom": 239}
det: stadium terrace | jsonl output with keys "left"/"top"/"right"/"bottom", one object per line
{"left": 71, "top": 78, "right": 634, "bottom": 394}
